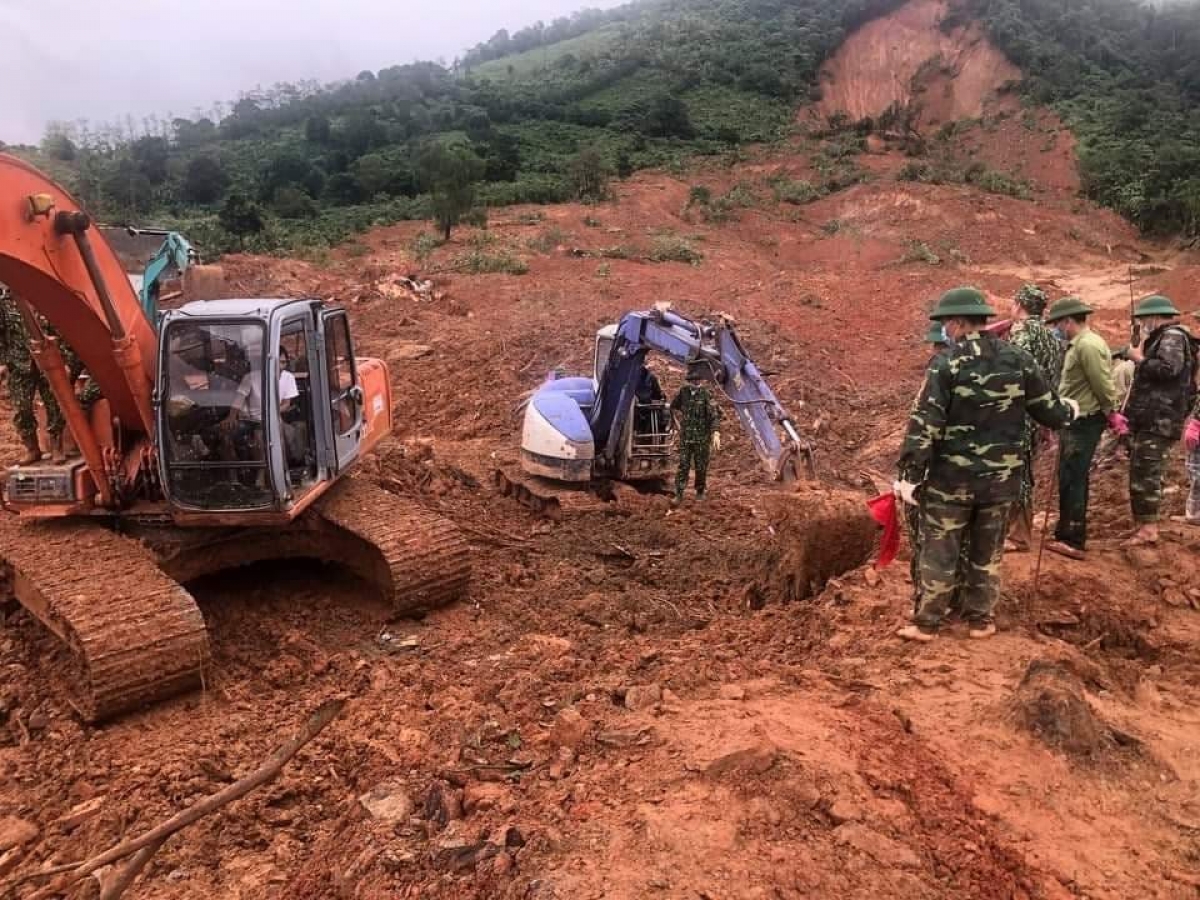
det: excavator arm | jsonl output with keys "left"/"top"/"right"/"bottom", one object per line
{"left": 592, "top": 307, "right": 811, "bottom": 481}
{"left": 0, "top": 154, "right": 160, "bottom": 508}
{"left": 128, "top": 227, "right": 197, "bottom": 322}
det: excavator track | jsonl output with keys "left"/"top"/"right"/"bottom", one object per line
{"left": 492, "top": 467, "right": 612, "bottom": 520}
{"left": 312, "top": 477, "right": 470, "bottom": 614}
{"left": 0, "top": 520, "right": 209, "bottom": 722}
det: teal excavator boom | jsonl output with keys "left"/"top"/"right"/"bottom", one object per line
{"left": 127, "top": 226, "right": 197, "bottom": 322}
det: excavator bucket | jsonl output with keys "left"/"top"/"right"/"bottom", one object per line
{"left": 756, "top": 487, "right": 879, "bottom": 602}
{"left": 182, "top": 264, "right": 226, "bottom": 302}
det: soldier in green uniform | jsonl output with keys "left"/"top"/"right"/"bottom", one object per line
{"left": 669, "top": 366, "right": 722, "bottom": 506}
{"left": 1005, "top": 284, "right": 1065, "bottom": 551}
{"left": 895, "top": 287, "right": 1077, "bottom": 643}
{"left": 1124, "top": 295, "right": 1197, "bottom": 546}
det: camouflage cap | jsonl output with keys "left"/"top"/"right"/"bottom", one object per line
{"left": 1044, "top": 296, "right": 1093, "bottom": 323}
{"left": 924, "top": 322, "right": 949, "bottom": 344}
{"left": 930, "top": 286, "right": 995, "bottom": 321}
{"left": 1133, "top": 294, "right": 1180, "bottom": 318}
{"left": 1014, "top": 283, "right": 1048, "bottom": 315}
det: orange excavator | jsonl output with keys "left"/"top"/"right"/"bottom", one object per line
{"left": 0, "top": 154, "right": 470, "bottom": 720}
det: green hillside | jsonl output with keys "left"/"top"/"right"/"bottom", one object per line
{"left": 9, "top": 0, "right": 1200, "bottom": 255}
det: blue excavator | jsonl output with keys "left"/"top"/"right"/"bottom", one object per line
{"left": 495, "top": 305, "right": 813, "bottom": 515}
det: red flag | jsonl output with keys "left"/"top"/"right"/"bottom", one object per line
{"left": 866, "top": 493, "right": 901, "bottom": 568}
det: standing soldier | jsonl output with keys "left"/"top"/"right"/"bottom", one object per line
{"left": 670, "top": 366, "right": 722, "bottom": 507}
{"left": 906, "top": 321, "right": 953, "bottom": 610}
{"left": 895, "top": 287, "right": 1076, "bottom": 643}
{"left": 1043, "top": 297, "right": 1121, "bottom": 560}
{"left": 1005, "top": 284, "right": 1064, "bottom": 552}
{"left": 1124, "top": 295, "right": 1197, "bottom": 546}
{"left": 0, "top": 291, "right": 52, "bottom": 465}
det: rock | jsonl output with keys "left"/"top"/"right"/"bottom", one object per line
{"left": 834, "top": 824, "right": 922, "bottom": 868}
{"left": 27, "top": 710, "right": 48, "bottom": 731}
{"left": 393, "top": 342, "right": 433, "bottom": 361}
{"left": 864, "top": 567, "right": 881, "bottom": 588}
{"left": 624, "top": 683, "right": 663, "bottom": 711}
{"left": 462, "top": 782, "right": 511, "bottom": 814}
{"left": 54, "top": 796, "right": 105, "bottom": 832}
{"left": 423, "top": 781, "right": 462, "bottom": 827}
{"left": 434, "top": 834, "right": 488, "bottom": 872}
{"left": 548, "top": 707, "right": 590, "bottom": 750}
{"left": 596, "top": 727, "right": 653, "bottom": 748}
{"left": 548, "top": 746, "right": 576, "bottom": 780}
{"left": 705, "top": 745, "right": 781, "bottom": 778}
{"left": 1125, "top": 546, "right": 1161, "bottom": 570}
{"left": 358, "top": 782, "right": 413, "bottom": 824}
{"left": 0, "top": 846, "right": 21, "bottom": 879}
{"left": 717, "top": 684, "right": 746, "bottom": 701}
{"left": 491, "top": 850, "right": 514, "bottom": 876}
{"left": 1162, "top": 588, "right": 1188, "bottom": 608}
{"left": 0, "top": 817, "right": 38, "bottom": 852}
{"left": 827, "top": 799, "right": 863, "bottom": 825}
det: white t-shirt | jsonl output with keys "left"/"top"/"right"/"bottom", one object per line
{"left": 237, "top": 370, "right": 299, "bottom": 422}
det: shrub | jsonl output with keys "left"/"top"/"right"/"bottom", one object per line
{"left": 412, "top": 232, "right": 443, "bottom": 261}
{"left": 648, "top": 235, "right": 703, "bottom": 264}
{"left": 902, "top": 240, "right": 941, "bottom": 265}
{"left": 452, "top": 248, "right": 529, "bottom": 275}
{"left": 771, "top": 177, "right": 822, "bottom": 204}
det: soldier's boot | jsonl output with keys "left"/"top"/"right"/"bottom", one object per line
{"left": 17, "top": 434, "right": 41, "bottom": 466}
{"left": 48, "top": 433, "right": 66, "bottom": 465}
{"left": 895, "top": 624, "right": 936, "bottom": 643}
{"left": 968, "top": 622, "right": 997, "bottom": 640}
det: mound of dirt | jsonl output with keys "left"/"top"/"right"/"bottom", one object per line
{"left": 1013, "top": 659, "right": 1125, "bottom": 758}
{"left": 817, "top": 0, "right": 1019, "bottom": 129}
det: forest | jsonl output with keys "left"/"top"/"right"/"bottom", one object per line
{"left": 9, "top": 0, "right": 1200, "bottom": 254}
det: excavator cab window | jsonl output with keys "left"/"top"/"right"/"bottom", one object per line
{"left": 161, "top": 320, "right": 273, "bottom": 510}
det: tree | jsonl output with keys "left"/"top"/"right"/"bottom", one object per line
{"left": 322, "top": 172, "right": 365, "bottom": 206}
{"left": 260, "top": 151, "right": 324, "bottom": 201}
{"left": 43, "top": 132, "right": 77, "bottom": 161}
{"left": 219, "top": 193, "right": 265, "bottom": 245}
{"left": 417, "top": 142, "right": 486, "bottom": 240}
{"left": 100, "top": 158, "right": 153, "bottom": 217}
{"left": 616, "top": 149, "right": 634, "bottom": 179}
{"left": 182, "top": 156, "right": 229, "bottom": 203}
{"left": 131, "top": 136, "right": 170, "bottom": 184}
{"left": 567, "top": 149, "right": 611, "bottom": 202}
{"left": 351, "top": 152, "right": 394, "bottom": 197}
{"left": 305, "top": 115, "right": 332, "bottom": 144}
{"left": 272, "top": 186, "right": 317, "bottom": 219}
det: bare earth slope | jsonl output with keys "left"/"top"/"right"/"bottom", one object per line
{"left": 4, "top": 13, "right": 1200, "bottom": 899}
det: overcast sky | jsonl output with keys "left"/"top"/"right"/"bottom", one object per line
{"left": 0, "top": 0, "right": 626, "bottom": 145}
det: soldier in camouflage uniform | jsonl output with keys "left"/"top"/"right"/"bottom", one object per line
{"left": 895, "top": 287, "right": 1076, "bottom": 643}
{"left": 669, "top": 367, "right": 722, "bottom": 506}
{"left": 1005, "top": 284, "right": 1064, "bottom": 551}
{"left": 0, "top": 291, "right": 52, "bottom": 464}
{"left": 906, "top": 322, "right": 953, "bottom": 609}
{"left": 1124, "top": 295, "right": 1196, "bottom": 546}
{"left": 0, "top": 291, "right": 99, "bottom": 465}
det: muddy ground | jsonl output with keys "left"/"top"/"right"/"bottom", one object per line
{"left": 4, "top": 127, "right": 1200, "bottom": 900}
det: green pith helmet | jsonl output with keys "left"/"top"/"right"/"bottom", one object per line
{"left": 929, "top": 286, "right": 995, "bottom": 321}
{"left": 1133, "top": 294, "right": 1180, "bottom": 318}
{"left": 924, "top": 322, "right": 949, "bottom": 344}
{"left": 1015, "top": 283, "right": 1048, "bottom": 316}
{"left": 1044, "top": 296, "right": 1093, "bottom": 323}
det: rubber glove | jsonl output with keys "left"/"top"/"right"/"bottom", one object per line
{"left": 711, "top": 431, "right": 722, "bottom": 452}
{"left": 892, "top": 480, "right": 920, "bottom": 506}
{"left": 1187, "top": 418, "right": 1200, "bottom": 451}
{"left": 1063, "top": 398, "right": 1080, "bottom": 421}
{"left": 1108, "top": 412, "right": 1130, "bottom": 436}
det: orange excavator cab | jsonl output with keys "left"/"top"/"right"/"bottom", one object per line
{"left": 0, "top": 154, "right": 469, "bottom": 720}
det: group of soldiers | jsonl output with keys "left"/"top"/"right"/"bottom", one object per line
{"left": 897, "top": 284, "right": 1200, "bottom": 642}
{"left": 0, "top": 290, "right": 99, "bottom": 465}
